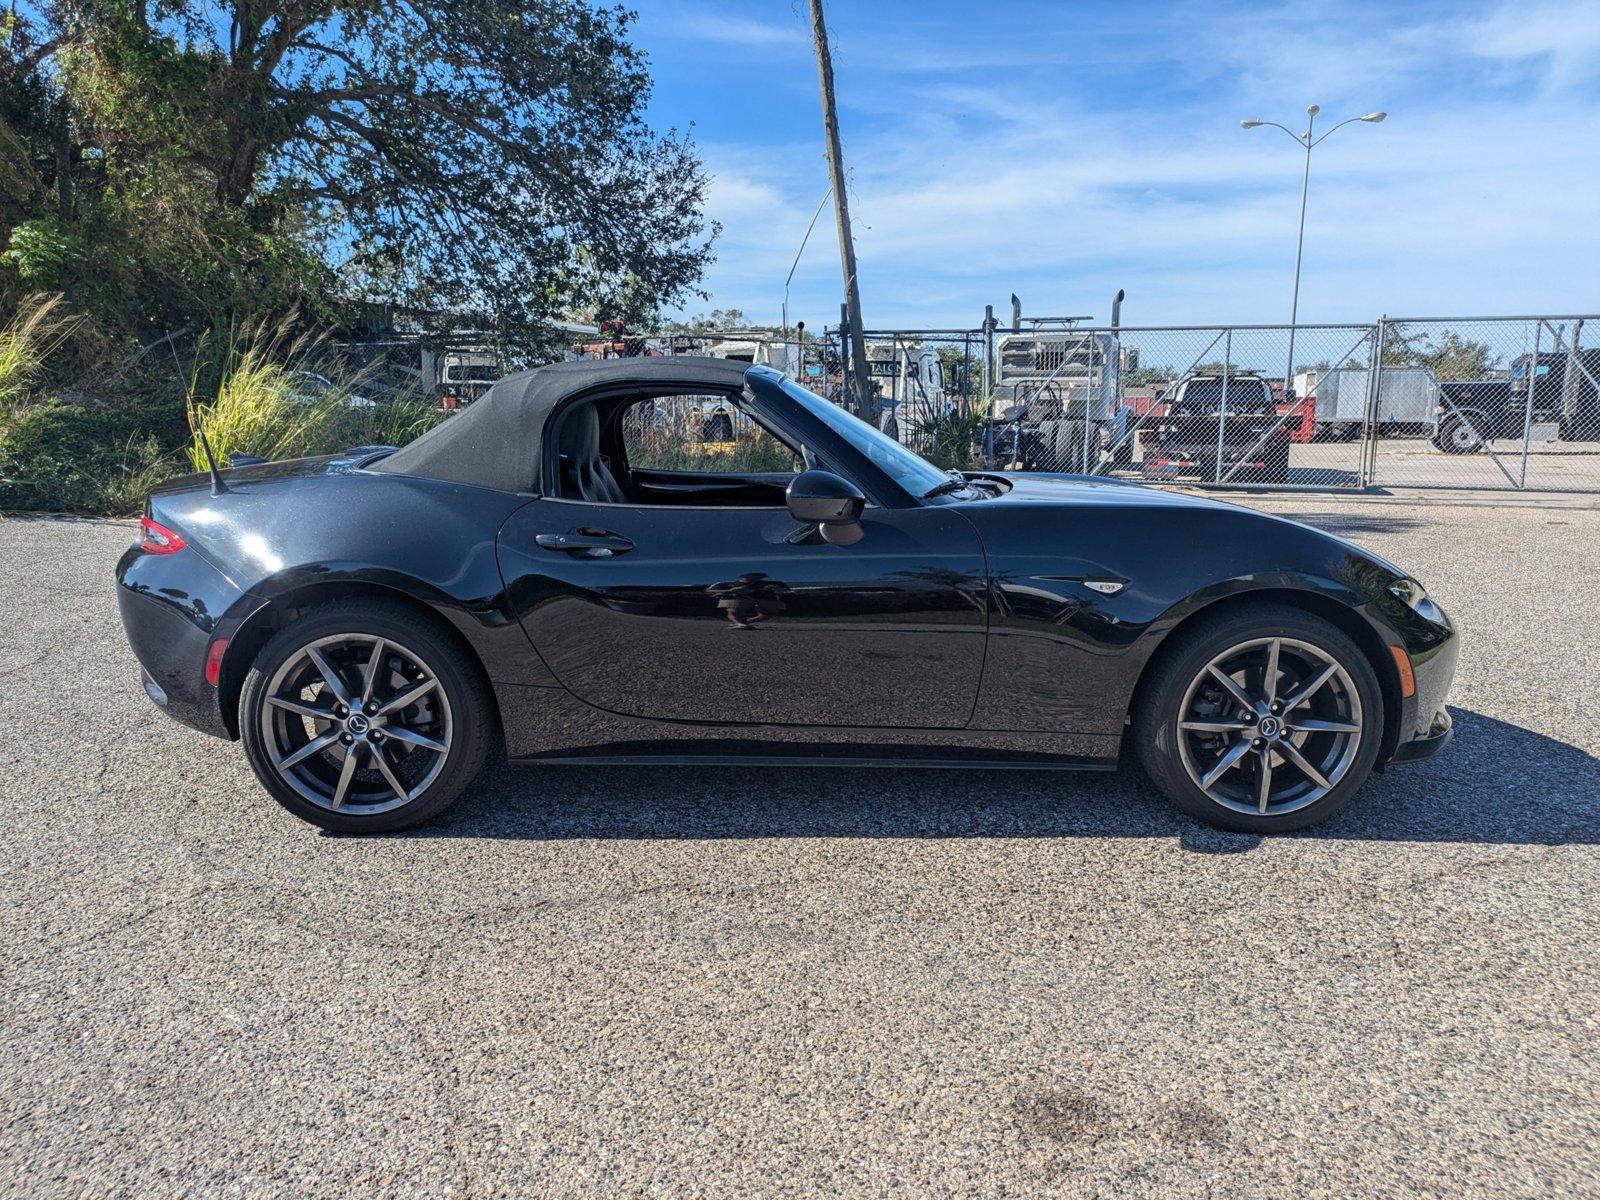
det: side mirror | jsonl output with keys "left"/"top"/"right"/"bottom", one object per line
{"left": 786, "top": 469, "right": 865, "bottom": 546}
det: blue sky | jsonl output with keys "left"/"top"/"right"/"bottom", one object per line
{"left": 627, "top": 0, "right": 1600, "bottom": 329}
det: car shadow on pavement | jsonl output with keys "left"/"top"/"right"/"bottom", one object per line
{"left": 402, "top": 709, "right": 1598, "bottom": 849}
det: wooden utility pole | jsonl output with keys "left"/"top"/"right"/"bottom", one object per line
{"left": 807, "top": 0, "right": 873, "bottom": 419}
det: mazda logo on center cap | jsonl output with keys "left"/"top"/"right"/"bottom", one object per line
{"left": 347, "top": 714, "right": 370, "bottom": 734}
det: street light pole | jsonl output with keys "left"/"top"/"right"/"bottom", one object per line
{"left": 1242, "top": 106, "right": 1386, "bottom": 399}
{"left": 1284, "top": 106, "right": 1317, "bottom": 402}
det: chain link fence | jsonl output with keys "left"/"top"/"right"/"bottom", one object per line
{"left": 795, "top": 314, "right": 1600, "bottom": 494}
{"left": 562, "top": 315, "right": 1600, "bottom": 494}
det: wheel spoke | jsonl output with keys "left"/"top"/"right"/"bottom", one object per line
{"left": 1277, "top": 739, "right": 1334, "bottom": 791}
{"left": 1206, "top": 665, "right": 1255, "bottom": 713}
{"left": 305, "top": 646, "right": 354, "bottom": 707}
{"left": 276, "top": 729, "right": 340, "bottom": 771}
{"left": 1282, "top": 662, "right": 1338, "bottom": 710}
{"left": 1201, "top": 739, "right": 1252, "bottom": 789}
{"left": 368, "top": 744, "right": 412, "bottom": 802}
{"left": 1256, "top": 747, "right": 1274, "bottom": 813}
{"left": 382, "top": 725, "right": 446, "bottom": 754}
{"left": 265, "top": 694, "right": 338, "bottom": 722}
{"left": 1263, "top": 638, "right": 1282, "bottom": 704}
{"left": 1288, "top": 717, "right": 1360, "bottom": 734}
{"left": 330, "top": 742, "right": 363, "bottom": 809}
{"left": 360, "top": 638, "right": 387, "bottom": 705}
{"left": 377, "top": 677, "right": 437, "bottom": 717}
{"left": 1179, "top": 719, "right": 1252, "bottom": 733}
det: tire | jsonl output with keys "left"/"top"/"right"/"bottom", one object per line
{"left": 1436, "top": 413, "right": 1484, "bottom": 454}
{"left": 703, "top": 413, "right": 734, "bottom": 441}
{"left": 1251, "top": 440, "right": 1291, "bottom": 484}
{"left": 1273, "top": 440, "right": 1292, "bottom": 481}
{"left": 1133, "top": 603, "right": 1384, "bottom": 833}
{"left": 239, "top": 599, "right": 495, "bottom": 833}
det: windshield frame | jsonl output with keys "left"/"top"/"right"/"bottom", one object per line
{"left": 746, "top": 370, "right": 951, "bottom": 506}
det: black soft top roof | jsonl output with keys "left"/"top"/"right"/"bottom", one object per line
{"left": 373, "top": 356, "right": 753, "bottom": 494}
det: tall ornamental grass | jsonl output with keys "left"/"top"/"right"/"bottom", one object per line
{"left": 0, "top": 294, "right": 78, "bottom": 410}
{"left": 186, "top": 322, "right": 446, "bottom": 472}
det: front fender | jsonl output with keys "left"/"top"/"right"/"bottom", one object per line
{"left": 965, "top": 495, "right": 1417, "bottom": 736}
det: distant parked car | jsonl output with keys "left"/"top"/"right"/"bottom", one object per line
{"left": 1142, "top": 374, "right": 1290, "bottom": 483}
{"left": 287, "top": 370, "right": 374, "bottom": 409}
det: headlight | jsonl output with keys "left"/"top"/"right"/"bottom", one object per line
{"left": 1389, "top": 578, "right": 1446, "bottom": 624}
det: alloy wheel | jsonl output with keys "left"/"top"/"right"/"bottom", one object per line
{"left": 1175, "top": 636, "right": 1363, "bottom": 817}
{"left": 258, "top": 633, "right": 453, "bottom": 815}
{"left": 1448, "top": 419, "right": 1482, "bottom": 452}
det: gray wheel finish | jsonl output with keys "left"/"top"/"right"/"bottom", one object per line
{"left": 1444, "top": 416, "right": 1483, "bottom": 453}
{"left": 258, "top": 632, "right": 453, "bottom": 816}
{"left": 1175, "top": 636, "right": 1363, "bottom": 818}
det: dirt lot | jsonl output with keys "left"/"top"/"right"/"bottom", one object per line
{"left": 1, "top": 494, "right": 1597, "bottom": 1198}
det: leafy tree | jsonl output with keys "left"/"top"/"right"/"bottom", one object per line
{"left": 662, "top": 308, "right": 749, "bottom": 334}
{"left": 1383, "top": 329, "right": 1499, "bottom": 380}
{"left": 4, "top": 0, "right": 715, "bottom": 344}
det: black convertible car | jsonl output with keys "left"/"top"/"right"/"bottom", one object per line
{"left": 117, "top": 358, "right": 1457, "bottom": 834}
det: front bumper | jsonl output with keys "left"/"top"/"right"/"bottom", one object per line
{"left": 1380, "top": 594, "right": 1460, "bottom": 767}
{"left": 116, "top": 543, "right": 241, "bottom": 739}
{"left": 1390, "top": 707, "right": 1453, "bottom": 763}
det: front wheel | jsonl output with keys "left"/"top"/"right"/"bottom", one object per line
{"left": 1134, "top": 604, "right": 1383, "bottom": 833}
{"left": 239, "top": 599, "right": 495, "bottom": 832}
{"left": 1435, "top": 413, "right": 1485, "bottom": 454}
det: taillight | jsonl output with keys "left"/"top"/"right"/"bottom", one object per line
{"left": 138, "top": 515, "right": 187, "bottom": 555}
{"left": 204, "top": 637, "right": 229, "bottom": 686}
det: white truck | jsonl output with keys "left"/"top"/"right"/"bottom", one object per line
{"left": 990, "top": 330, "right": 1121, "bottom": 421}
{"left": 1295, "top": 366, "right": 1439, "bottom": 441}
{"left": 866, "top": 342, "right": 949, "bottom": 433}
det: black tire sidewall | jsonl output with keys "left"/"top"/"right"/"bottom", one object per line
{"left": 1135, "top": 604, "right": 1385, "bottom": 833}
{"left": 239, "top": 599, "right": 493, "bottom": 833}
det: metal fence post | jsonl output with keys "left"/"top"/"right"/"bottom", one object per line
{"left": 1082, "top": 336, "right": 1096, "bottom": 472}
{"left": 981, "top": 305, "right": 995, "bottom": 406}
{"left": 1212, "top": 330, "right": 1232, "bottom": 483}
{"left": 1358, "top": 318, "right": 1385, "bottom": 488}
{"left": 1519, "top": 321, "right": 1540, "bottom": 488}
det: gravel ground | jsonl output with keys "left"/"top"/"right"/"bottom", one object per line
{"left": 1, "top": 495, "right": 1597, "bottom": 1199}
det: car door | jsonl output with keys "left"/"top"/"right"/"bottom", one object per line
{"left": 496, "top": 399, "right": 987, "bottom": 729}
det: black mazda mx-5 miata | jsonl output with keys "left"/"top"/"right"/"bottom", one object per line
{"left": 116, "top": 358, "right": 1457, "bottom": 834}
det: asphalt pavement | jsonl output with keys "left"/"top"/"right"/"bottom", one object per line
{"left": 1, "top": 494, "right": 1597, "bottom": 1198}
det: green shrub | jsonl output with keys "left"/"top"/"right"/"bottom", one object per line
{"left": 0, "top": 398, "right": 185, "bottom": 513}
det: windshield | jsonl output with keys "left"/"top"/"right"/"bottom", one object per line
{"left": 1176, "top": 378, "right": 1273, "bottom": 413}
{"left": 774, "top": 377, "right": 949, "bottom": 496}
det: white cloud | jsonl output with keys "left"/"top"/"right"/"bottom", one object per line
{"left": 668, "top": 0, "right": 1600, "bottom": 327}
{"left": 671, "top": 9, "right": 803, "bottom": 48}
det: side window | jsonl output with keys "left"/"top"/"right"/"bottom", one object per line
{"left": 620, "top": 395, "right": 802, "bottom": 474}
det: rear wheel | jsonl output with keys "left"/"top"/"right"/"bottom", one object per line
{"left": 239, "top": 600, "right": 494, "bottom": 832}
{"left": 1134, "top": 604, "right": 1383, "bottom": 833}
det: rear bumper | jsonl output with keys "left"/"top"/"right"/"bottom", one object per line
{"left": 116, "top": 544, "right": 239, "bottom": 739}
